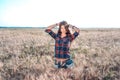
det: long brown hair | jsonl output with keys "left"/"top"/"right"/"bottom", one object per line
{"left": 58, "top": 21, "right": 71, "bottom": 36}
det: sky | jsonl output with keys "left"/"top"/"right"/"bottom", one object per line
{"left": 0, "top": 0, "right": 120, "bottom": 28}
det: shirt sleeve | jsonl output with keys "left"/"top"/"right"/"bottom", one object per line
{"left": 69, "top": 31, "right": 79, "bottom": 42}
{"left": 45, "top": 29, "right": 57, "bottom": 39}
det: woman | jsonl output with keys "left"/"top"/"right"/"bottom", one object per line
{"left": 45, "top": 21, "right": 80, "bottom": 69}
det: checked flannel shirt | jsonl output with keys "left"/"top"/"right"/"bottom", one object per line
{"left": 45, "top": 29, "right": 79, "bottom": 59}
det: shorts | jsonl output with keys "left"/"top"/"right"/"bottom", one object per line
{"left": 54, "top": 58, "right": 74, "bottom": 69}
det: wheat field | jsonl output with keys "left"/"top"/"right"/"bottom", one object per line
{"left": 0, "top": 28, "right": 120, "bottom": 80}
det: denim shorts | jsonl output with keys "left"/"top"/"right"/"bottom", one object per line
{"left": 54, "top": 58, "right": 74, "bottom": 69}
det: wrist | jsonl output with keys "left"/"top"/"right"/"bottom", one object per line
{"left": 72, "top": 26, "right": 75, "bottom": 29}
{"left": 55, "top": 23, "right": 58, "bottom": 26}
{"left": 69, "top": 24, "right": 73, "bottom": 28}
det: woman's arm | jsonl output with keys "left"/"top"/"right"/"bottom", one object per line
{"left": 69, "top": 24, "right": 80, "bottom": 33}
{"left": 45, "top": 23, "right": 59, "bottom": 39}
{"left": 73, "top": 26, "right": 80, "bottom": 33}
{"left": 46, "top": 23, "right": 59, "bottom": 30}
{"left": 68, "top": 24, "right": 80, "bottom": 42}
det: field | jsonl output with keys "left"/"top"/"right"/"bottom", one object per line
{"left": 0, "top": 28, "right": 120, "bottom": 80}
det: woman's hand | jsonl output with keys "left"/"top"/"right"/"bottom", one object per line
{"left": 68, "top": 24, "right": 73, "bottom": 28}
{"left": 68, "top": 24, "right": 80, "bottom": 33}
{"left": 56, "top": 22, "right": 60, "bottom": 26}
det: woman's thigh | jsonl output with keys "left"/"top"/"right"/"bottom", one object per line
{"left": 54, "top": 59, "right": 74, "bottom": 69}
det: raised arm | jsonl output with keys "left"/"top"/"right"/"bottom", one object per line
{"left": 46, "top": 23, "right": 59, "bottom": 30}
{"left": 68, "top": 24, "right": 80, "bottom": 42}
{"left": 45, "top": 23, "right": 59, "bottom": 39}
{"left": 73, "top": 26, "right": 80, "bottom": 33}
{"left": 69, "top": 24, "right": 80, "bottom": 33}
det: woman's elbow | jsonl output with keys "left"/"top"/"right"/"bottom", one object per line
{"left": 77, "top": 29, "right": 80, "bottom": 33}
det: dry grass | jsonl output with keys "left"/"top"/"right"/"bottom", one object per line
{"left": 0, "top": 28, "right": 120, "bottom": 80}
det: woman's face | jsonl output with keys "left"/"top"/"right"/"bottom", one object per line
{"left": 61, "top": 25, "right": 66, "bottom": 34}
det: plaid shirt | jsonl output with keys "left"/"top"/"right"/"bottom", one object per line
{"left": 45, "top": 29, "right": 79, "bottom": 59}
